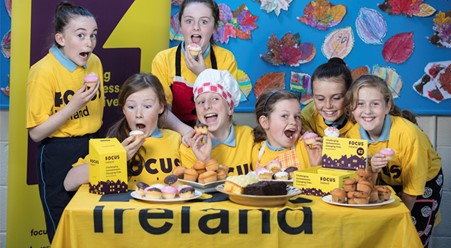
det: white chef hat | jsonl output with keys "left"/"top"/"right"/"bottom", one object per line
{"left": 193, "top": 69, "right": 241, "bottom": 108}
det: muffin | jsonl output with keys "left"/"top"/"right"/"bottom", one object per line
{"left": 198, "top": 171, "right": 218, "bottom": 184}
{"left": 369, "top": 189, "right": 380, "bottom": 203}
{"left": 376, "top": 186, "right": 392, "bottom": 201}
{"left": 194, "top": 123, "right": 208, "bottom": 135}
{"left": 193, "top": 160, "right": 206, "bottom": 174}
{"left": 216, "top": 167, "right": 228, "bottom": 180}
{"left": 183, "top": 168, "right": 198, "bottom": 182}
{"left": 356, "top": 169, "right": 373, "bottom": 182}
{"left": 330, "top": 188, "right": 346, "bottom": 203}
{"left": 172, "top": 166, "right": 186, "bottom": 179}
{"left": 356, "top": 180, "right": 373, "bottom": 194}
{"left": 343, "top": 178, "right": 357, "bottom": 192}
{"left": 205, "top": 159, "right": 219, "bottom": 171}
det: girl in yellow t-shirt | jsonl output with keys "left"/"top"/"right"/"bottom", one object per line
{"left": 64, "top": 73, "right": 182, "bottom": 190}
{"left": 346, "top": 75, "right": 443, "bottom": 247}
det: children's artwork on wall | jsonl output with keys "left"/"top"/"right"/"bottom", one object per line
{"left": 377, "top": 0, "right": 436, "bottom": 17}
{"left": 261, "top": 32, "right": 315, "bottom": 66}
{"left": 413, "top": 61, "right": 451, "bottom": 103}
{"left": 254, "top": 72, "right": 285, "bottom": 98}
{"left": 237, "top": 69, "right": 252, "bottom": 102}
{"left": 356, "top": 8, "right": 387, "bottom": 45}
{"left": 351, "top": 66, "right": 371, "bottom": 81}
{"left": 257, "top": 0, "right": 293, "bottom": 16}
{"left": 382, "top": 32, "right": 414, "bottom": 64}
{"left": 297, "top": 0, "right": 346, "bottom": 31}
{"left": 289, "top": 72, "right": 312, "bottom": 104}
{"left": 0, "top": 0, "right": 11, "bottom": 107}
{"left": 372, "top": 65, "right": 403, "bottom": 98}
{"left": 213, "top": 4, "right": 258, "bottom": 44}
{"left": 427, "top": 11, "right": 451, "bottom": 48}
{"left": 322, "top": 27, "right": 354, "bottom": 59}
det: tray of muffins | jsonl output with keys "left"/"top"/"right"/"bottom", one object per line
{"left": 131, "top": 175, "right": 202, "bottom": 203}
{"left": 216, "top": 175, "right": 301, "bottom": 207}
{"left": 174, "top": 159, "right": 228, "bottom": 193}
{"left": 322, "top": 169, "right": 395, "bottom": 207}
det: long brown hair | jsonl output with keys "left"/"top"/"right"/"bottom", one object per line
{"left": 253, "top": 90, "right": 301, "bottom": 142}
{"left": 346, "top": 75, "right": 417, "bottom": 124}
{"left": 107, "top": 73, "right": 168, "bottom": 175}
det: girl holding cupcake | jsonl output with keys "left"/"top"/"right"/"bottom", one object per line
{"left": 180, "top": 69, "right": 254, "bottom": 176}
{"left": 152, "top": 0, "right": 238, "bottom": 145}
{"left": 64, "top": 73, "right": 182, "bottom": 191}
{"left": 25, "top": 2, "right": 103, "bottom": 242}
{"left": 345, "top": 75, "right": 443, "bottom": 247}
{"left": 252, "top": 90, "right": 323, "bottom": 173}
{"left": 301, "top": 57, "right": 354, "bottom": 137}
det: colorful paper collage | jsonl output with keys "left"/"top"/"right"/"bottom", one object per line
{"left": 237, "top": 69, "right": 252, "bottom": 102}
{"left": 260, "top": 32, "right": 316, "bottom": 67}
{"left": 258, "top": 0, "right": 293, "bottom": 16}
{"left": 427, "top": 11, "right": 451, "bottom": 48}
{"left": 372, "top": 65, "right": 403, "bottom": 98}
{"left": 378, "top": 0, "right": 436, "bottom": 17}
{"left": 413, "top": 61, "right": 451, "bottom": 103}
{"left": 254, "top": 72, "right": 285, "bottom": 98}
{"left": 289, "top": 72, "right": 313, "bottom": 105}
{"left": 297, "top": 0, "right": 346, "bottom": 31}
{"left": 322, "top": 27, "right": 354, "bottom": 59}
{"left": 213, "top": 4, "right": 258, "bottom": 44}
{"left": 356, "top": 8, "right": 387, "bottom": 45}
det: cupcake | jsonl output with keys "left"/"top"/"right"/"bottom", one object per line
{"left": 144, "top": 185, "right": 162, "bottom": 199}
{"left": 284, "top": 166, "right": 298, "bottom": 180}
{"left": 376, "top": 186, "right": 392, "bottom": 201}
{"left": 183, "top": 168, "right": 198, "bottom": 182}
{"left": 356, "top": 180, "right": 373, "bottom": 194}
{"left": 161, "top": 186, "right": 178, "bottom": 199}
{"left": 178, "top": 185, "right": 195, "bottom": 198}
{"left": 84, "top": 73, "right": 98, "bottom": 87}
{"left": 129, "top": 130, "right": 144, "bottom": 140}
{"left": 324, "top": 126, "right": 340, "bottom": 138}
{"left": 303, "top": 132, "right": 318, "bottom": 146}
{"left": 274, "top": 171, "right": 289, "bottom": 181}
{"left": 194, "top": 123, "right": 208, "bottom": 135}
{"left": 198, "top": 171, "right": 218, "bottom": 184}
{"left": 205, "top": 159, "right": 219, "bottom": 171}
{"left": 187, "top": 43, "right": 202, "bottom": 60}
{"left": 172, "top": 166, "right": 186, "bottom": 179}
{"left": 343, "top": 178, "right": 357, "bottom": 192}
{"left": 330, "top": 188, "right": 346, "bottom": 203}
{"left": 356, "top": 169, "right": 373, "bottom": 182}
{"left": 135, "top": 182, "right": 149, "bottom": 197}
{"left": 164, "top": 174, "right": 179, "bottom": 186}
{"left": 266, "top": 160, "right": 282, "bottom": 174}
{"left": 380, "top": 148, "right": 395, "bottom": 161}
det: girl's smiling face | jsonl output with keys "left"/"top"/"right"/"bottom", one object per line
{"left": 352, "top": 87, "right": 391, "bottom": 140}
{"left": 179, "top": 2, "right": 216, "bottom": 53}
{"left": 195, "top": 92, "right": 233, "bottom": 134}
{"left": 260, "top": 99, "right": 302, "bottom": 149}
{"left": 55, "top": 16, "right": 98, "bottom": 67}
{"left": 123, "top": 88, "right": 164, "bottom": 137}
{"left": 312, "top": 78, "right": 347, "bottom": 122}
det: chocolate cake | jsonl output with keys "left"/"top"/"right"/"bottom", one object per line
{"left": 243, "top": 181, "right": 287, "bottom": 196}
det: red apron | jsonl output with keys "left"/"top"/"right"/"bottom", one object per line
{"left": 171, "top": 44, "right": 217, "bottom": 126}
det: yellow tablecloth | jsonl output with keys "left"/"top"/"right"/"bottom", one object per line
{"left": 52, "top": 184, "right": 422, "bottom": 248}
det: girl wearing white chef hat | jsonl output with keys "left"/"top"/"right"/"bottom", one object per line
{"left": 180, "top": 69, "right": 255, "bottom": 176}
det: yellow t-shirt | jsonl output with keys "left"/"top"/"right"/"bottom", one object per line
{"left": 346, "top": 115, "right": 442, "bottom": 196}
{"left": 151, "top": 44, "right": 238, "bottom": 105}
{"left": 26, "top": 50, "right": 104, "bottom": 137}
{"left": 180, "top": 125, "right": 254, "bottom": 176}
{"left": 301, "top": 101, "right": 353, "bottom": 137}
{"left": 128, "top": 129, "right": 182, "bottom": 189}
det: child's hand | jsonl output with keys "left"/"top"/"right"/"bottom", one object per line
{"left": 190, "top": 132, "right": 211, "bottom": 162}
{"left": 304, "top": 136, "right": 323, "bottom": 166}
{"left": 69, "top": 82, "right": 100, "bottom": 110}
{"left": 370, "top": 153, "right": 388, "bottom": 173}
{"left": 182, "top": 130, "right": 195, "bottom": 147}
{"left": 122, "top": 135, "right": 146, "bottom": 161}
{"left": 184, "top": 50, "right": 206, "bottom": 76}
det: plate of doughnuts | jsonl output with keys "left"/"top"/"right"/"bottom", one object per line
{"left": 322, "top": 195, "right": 395, "bottom": 207}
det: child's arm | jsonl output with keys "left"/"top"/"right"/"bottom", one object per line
{"left": 165, "top": 111, "right": 194, "bottom": 147}
{"left": 28, "top": 83, "right": 99, "bottom": 142}
{"left": 64, "top": 163, "right": 89, "bottom": 192}
{"left": 399, "top": 192, "right": 416, "bottom": 211}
